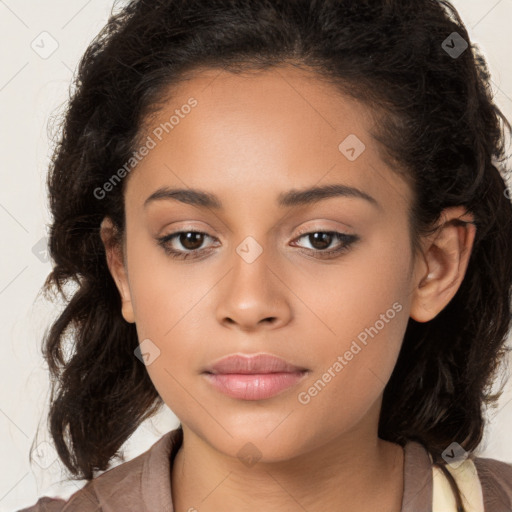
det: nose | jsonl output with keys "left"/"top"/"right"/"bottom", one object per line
{"left": 215, "top": 245, "right": 292, "bottom": 332}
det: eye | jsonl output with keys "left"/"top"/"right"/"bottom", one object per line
{"left": 291, "top": 230, "right": 359, "bottom": 259}
{"left": 157, "top": 230, "right": 217, "bottom": 260}
{"left": 156, "top": 229, "right": 359, "bottom": 261}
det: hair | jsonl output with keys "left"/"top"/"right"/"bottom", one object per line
{"left": 35, "top": 0, "right": 512, "bottom": 510}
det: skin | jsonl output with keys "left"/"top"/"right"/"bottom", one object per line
{"left": 100, "top": 64, "right": 476, "bottom": 512}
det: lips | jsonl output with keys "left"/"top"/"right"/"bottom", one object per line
{"left": 202, "top": 353, "right": 309, "bottom": 400}
{"left": 205, "top": 353, "right": 307, "bottom": 374}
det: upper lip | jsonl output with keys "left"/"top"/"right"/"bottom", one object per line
{"left": 203, "top": 353, "right": 307, "bottom": 375}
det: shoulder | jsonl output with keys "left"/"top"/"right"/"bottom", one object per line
{"left": 473, "top": 455, "right": 512, "bottom": 512}
{"left": 402, "top": 440, "right": 512, "bottom": 512}
{"left": 16, "top": 456, "right": 142, "bottom": 512}
{"left": 17, "top": 429, "right": 179, "bottom": 512}
{"left": 17, "top": 496, "right": 67, "bottom": 512}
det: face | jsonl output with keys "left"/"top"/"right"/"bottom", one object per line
{"left": 107, "top": 64, "right": 419, "bottom": 462}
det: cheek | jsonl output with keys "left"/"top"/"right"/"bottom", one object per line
{"left": 299, "top": 225, "right": 412, "bottom": 350}
{"left": 295, "top": 302, "right": 408, "bottom": 444}
{"left": 295, "top": 229, "right": 412, "bottom": 411}
{"left": 125, "top": 227, "right": 209, "bottom": 338}
{"left": 124, "top": 234, "right": 206, "bottom": 394}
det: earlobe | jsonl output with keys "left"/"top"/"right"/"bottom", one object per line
{"left": 99, "top": 217, "right": 135, "bottom": 324}
{"left": 410, "top": 206, "right": 476, "bottom": 323}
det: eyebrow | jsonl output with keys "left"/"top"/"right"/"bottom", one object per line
{"left": 143, "top": 183, "right": 379, "bottom": 210}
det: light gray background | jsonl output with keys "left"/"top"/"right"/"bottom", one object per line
{"left": 1, "top": 1, "right": 512, "bottom": 510}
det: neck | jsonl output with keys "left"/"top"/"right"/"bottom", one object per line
{"left": 170, "top": 425, "right": 404, "bottom": 512}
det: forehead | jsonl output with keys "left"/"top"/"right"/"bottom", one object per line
{"left": 126, "top": 65, "right": 411, "bottom": 214}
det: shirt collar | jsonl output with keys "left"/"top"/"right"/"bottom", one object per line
{"left": 141, "top": 426, "right": 183, "bottom": 511}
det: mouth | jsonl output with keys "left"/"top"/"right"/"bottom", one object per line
{"left": 202, "top": 353, "right": 309, "bottom": 401}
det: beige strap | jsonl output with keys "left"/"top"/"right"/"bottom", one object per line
{"left": 432, "top": 458, "right": 485, "bottom": 512}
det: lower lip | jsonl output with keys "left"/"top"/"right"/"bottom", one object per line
{"left": 203, "top": 371, "right": 307, "bottom": 400}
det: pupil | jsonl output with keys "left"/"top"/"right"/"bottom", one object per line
{"left": 310, "top": 232, "right": 331, "bottom": 250}
{"left": 182, "top": 232, "right": 203, "bottom": 250}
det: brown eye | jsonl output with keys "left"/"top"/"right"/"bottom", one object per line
{"left": 292, "top": 231, "right": 359, "bottom": 258}
{"left": 177, "top": 232, "right": 206, "bottom": 251}
{"left": 157, "top": 230, "right": 217, "bottom": 260}
{"left": 304, "top": 232, "right": 334, "bottom": 250}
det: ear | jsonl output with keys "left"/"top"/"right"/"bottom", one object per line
{"left": 99, "top": 216, "right": 135, "bottom": 324}
{"left": 410, "top": 206, "right": 476, "bottom": 323}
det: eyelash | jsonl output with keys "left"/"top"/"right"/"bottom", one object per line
{"left": 156, "top": 228, "right": 359, "bottom": 261}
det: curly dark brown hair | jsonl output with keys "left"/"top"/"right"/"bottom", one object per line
{"left": 34, "top": 1, "right": 512, "bottom": 510}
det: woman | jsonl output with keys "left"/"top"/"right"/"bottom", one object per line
{"left": 20, "top": 1, "right": 512, "bottom": 510}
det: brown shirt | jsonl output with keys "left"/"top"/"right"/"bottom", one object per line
{"left": 17, "top": 427, "right": 512, "bottom": 512}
